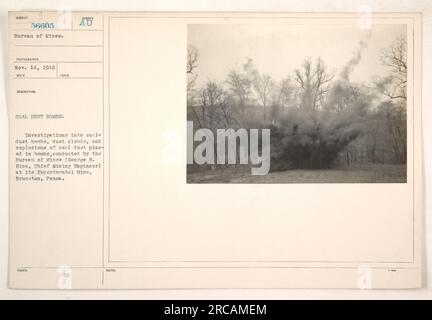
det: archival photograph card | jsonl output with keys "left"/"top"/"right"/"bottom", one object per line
{"left": 8, "top": 12, "right": 423, "bottom": 289}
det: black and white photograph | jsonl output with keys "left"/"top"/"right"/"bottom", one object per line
{"left": 187, "top": 24, "right": 408, "bottom": 183}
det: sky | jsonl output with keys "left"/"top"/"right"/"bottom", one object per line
{"left": 188, "top": 23, "right": 406, "bottom": 88}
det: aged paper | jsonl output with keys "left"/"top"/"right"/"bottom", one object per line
{"left": 8, "top": 11, "right": 423, "bottom": 289}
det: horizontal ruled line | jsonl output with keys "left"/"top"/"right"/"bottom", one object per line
{"left": 17, "top": 266, "right": 418, "bottom": 270}
{"left": 13, "top": 29, "right": 103, "bottom": 32}
{"left": 14, "top": 77, "right": 102, "bottom": 80}
{"left": 14, "top": 61, "right": 102, "bottom": 63}
{"left": 14, "top": 44, "right": 102, "bottom": 47}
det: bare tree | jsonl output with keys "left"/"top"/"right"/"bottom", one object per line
{"left": 218, "top": 94, "right": 235, "bottom": 127}
{"left": 268, "top": 77, "right": 293, "bottom": 124}
{"left": 274, "top": 77, "right": 293, "bottom": 108}
{"left": 226, "top": 70, "right": 251, "bottom": 122}
{"left": 253, "top": 74, "right": 273, "bottom": 122}
{"left": 295, "top": 57, "right": 334, "bottom": 111}
{"left": 373, "top": 37, "right": 407, "bottom": 163}
{"left": 187, "top": 45, "right": 199, "bottom": 92}
{"left": 199, "top": 81, "right": 227, "bottom": 129}
{"left": 243, "top": 59, "right": 274, "bottom": 122}
{"left": 378, "top": 37, "right": 407, "bottom": 100}
{"left": 186, "top": 45, "right": 203, "bottom": 127}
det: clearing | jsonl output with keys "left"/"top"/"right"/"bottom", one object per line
{"left": 187, "top": 163, "right": 407, "bottom": 184}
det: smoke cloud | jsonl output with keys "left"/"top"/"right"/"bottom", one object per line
{"left": 340, "top": 36, "right": 370, "bottom": 81}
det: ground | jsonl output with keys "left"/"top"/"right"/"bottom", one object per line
{"left": 187, "top": 163, "right": 407, "bottom": 183}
